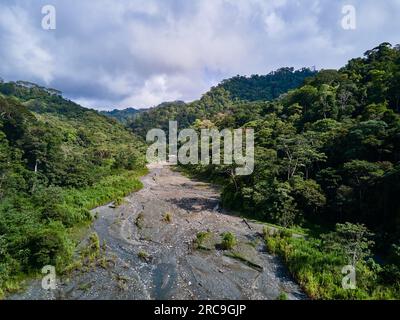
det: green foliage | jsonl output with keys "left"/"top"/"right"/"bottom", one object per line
{"left": 138, "top": 250, "right": 150, "bottom": 261}
{"left": 265, "top": 225, "right": 399, "bottom": 300}
{"left": 171, "top": 43, "right": 400, "bottom": 249}
{"left": 322, "top": 223, "right": 375, "bottom": 267}
{"left": 129, "top": 68, "right": 315, "bottom": 137}
{"left": 2, "top": 42, "right": 400, "bottom": 299}
{"left": 217, "top": 67, "right": 316, "bottom": 102}
{"left": 220, "top": 232, "right": 237, "bottom": 250}
{"left": 0, "top": 83, "right": 146, "bottom": 295}
{"left": 149, "top": 42, "right": 400, "bottom": 298}
{"left": 277, "top": 292, "right": 289, "bottom": 300}
{"left": 88, "top": 233, "right": 100, "bottom": 258}
{"left": 101, "top": 108, "right": 139, "bottom": 124}
{"left": 194, "top": 231, "right": 212, "bottom": 250}
{"left": 113, "top": 197, "right": 125, "bottom": 207}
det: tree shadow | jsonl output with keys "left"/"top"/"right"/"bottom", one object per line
{"left": 167, "top": 197, "right": 220, "bottom": 213}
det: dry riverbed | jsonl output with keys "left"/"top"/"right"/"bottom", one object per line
{"left": 10, "top": 164, "right": 305, "bottom": 300}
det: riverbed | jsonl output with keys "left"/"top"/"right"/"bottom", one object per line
{"left": 9, "top": 164, "right": 305, "bottom": 300}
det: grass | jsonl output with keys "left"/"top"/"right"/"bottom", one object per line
{"left": 263, "top": 231, "right": 400, "bottom": 300}
{"left": 220, "top": 232, "right": 237, "bottom": 250}
{"left": 0, "top": 168, "right": 148, "bottom": 298}
{"left": 113, "top": 197, "right": 125, "bottom": 207}
{"left": 194, "top": 231, "right": 213, "bottom": 251}
{"left": 277, "top": 292, "right": 288, "bottom": 300}
{"left": 60, "top": 168, "right": 147, "bottom": 224}
{"left": 163, "top": 212, "right": 173, "bottom": 223}
{"left": 138, "top": 251, "right": 149, "bottom": 261}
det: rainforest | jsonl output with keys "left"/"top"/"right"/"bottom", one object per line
{"left": 1, "top": 43, "right": 399, "bottom": 300}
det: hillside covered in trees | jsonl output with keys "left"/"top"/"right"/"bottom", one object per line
{"left": 217, "top": 67, "right": 316, "bottom": 102}
{"left": 129, "top": 43, "right": 400, "bottom": 299}
{"left": 129, "top": 68, "right": 316, "bottom": 137}
{"left": 0, "top": 82, "right": 146, "bottom": 297}
{"left": 1, "top": 43, "right": 399, "bottom": 300}
{"left": 101, "top": 108, "right": 141, "bottom": 124}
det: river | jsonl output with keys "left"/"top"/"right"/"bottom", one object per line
{"left": 9, "top": 164, "right": 305, "bottom": 300}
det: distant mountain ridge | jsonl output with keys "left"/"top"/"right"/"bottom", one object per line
{"left": 216, "top": 67, "right": 316, "bottom": 102}
{"left": 128, "top": 67, "right": 316, "bottom": 137}
{"left": 101, "top": 107, "right": 141, "bottom": 123}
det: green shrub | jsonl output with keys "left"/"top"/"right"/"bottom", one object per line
{"left": 0, "top": 169, "right": 146, "bottom": 295}
{"left": 88, "top": 233, "right": 100, "bottom": 253}
{"left": 279, "top": 229, "right": 293, "bottom": 239}
{"left": 265, "top": 233, "right": 400, "bottom": 299}
{"left": 221, "top": 232, "right": 237, "bottom": 250}
{"left": 277, "top": 292, "right": 288, "bottom": 300}
{"left": 194, "top": 231, "right": 212, "bottom": 250}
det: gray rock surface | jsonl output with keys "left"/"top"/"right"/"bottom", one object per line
{"left": 9, "top": 164, "right": 306, "bottom": 300}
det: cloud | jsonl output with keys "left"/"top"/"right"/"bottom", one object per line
{"left": 0, "top": 0, "right": 399, "bottom": 109}
{"left": 0, "top": 4, "right": 54, "bottom": 83}
{"left": 121, "top": 74, "right": 183, "bottom": 107}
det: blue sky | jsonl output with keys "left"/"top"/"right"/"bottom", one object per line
{"left": 0, "top": 0, "right": 399, "bottom": 110}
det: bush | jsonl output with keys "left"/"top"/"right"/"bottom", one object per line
{"left": 265, "top": 233, "right": 400, "bottom": 299}
{"left": 195, "top": 231, "right": 212, "bottom": 250}
{"left": 28, "top": 221, "right": 74, "bottom": 269}
{"left": 277, "top": 292, "right": 288, "bottom": 300}
{"left": 221, "top": 232, "right": 237, "bottom": 250}
{"left": 279, "top": 229, "right": 293, "bottom": 239}
{"left": 0, "top": 169, "right": 146, "bottom": 295}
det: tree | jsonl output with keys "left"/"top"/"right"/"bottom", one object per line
{"left": 322, "top": 223, "right": 374, "bottom": 267}
{"left": 292, "top": 177, "right": 326, "bottom": 217}
{"left": 268, "top": 181, "right": 298, "bottom": 228}
{"left": 278, "top": 133, "right": 326, "bottom": 180}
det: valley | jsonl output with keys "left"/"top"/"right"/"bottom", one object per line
{"left": 9, "top": 164, "right": 305, "bottom": 300}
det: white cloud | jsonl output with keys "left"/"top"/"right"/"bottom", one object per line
{"left": 0, "top": 0, "right": 399, "bottom": 109}
{"left": 0, "top": 5, "right": 54, "bottom": 83}
{"left": 121, "top": 74, "right": 183, "bottom": 108}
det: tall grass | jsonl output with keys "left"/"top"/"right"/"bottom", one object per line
{"left": 0, "top": 168, "right": 147, "bottom": 298}
{"left": 264, "top": 231, "right": 400, "bottom": 300}
{"left": 59, "top": 168, "right": 147, "bottom": 224}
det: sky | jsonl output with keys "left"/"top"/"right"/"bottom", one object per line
{"left": 0, "top": 0, "right": 399, "bottom": 110}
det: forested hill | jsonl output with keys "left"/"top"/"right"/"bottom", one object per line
{"left": 129, "top": 68, "right": 316, "bottom": 137}
{"left": 217, "top": 67, "right": 316, "bottom": 102}
{"left": 0, "top": 81, "right": 146, "bottom": 297}
{"left": 1, "top": 42, "right": 399, "bottom": 299}
{"left": 101, "top": 107, "right": 140, "bottom": 124}
{"left": 175, "top": 42, "right": 400, "bottom": 299}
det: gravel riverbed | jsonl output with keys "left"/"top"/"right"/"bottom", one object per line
{"left": 9, "top": 164, "right": 306, "bottom": 300}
